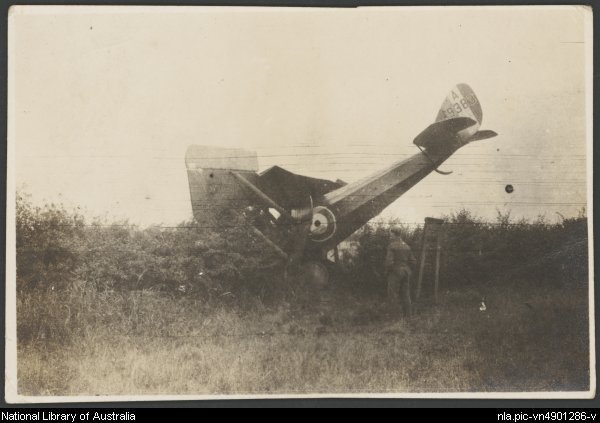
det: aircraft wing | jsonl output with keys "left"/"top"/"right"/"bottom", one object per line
{"left": 186, "top": 145, "right": 259, "bottom": 224}
{"left": 257, "top": 166, "right": 345, "bottom": 211}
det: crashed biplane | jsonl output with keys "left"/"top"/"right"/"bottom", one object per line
{"left": 185, "top": 84, "right": 497, "bottom": 285}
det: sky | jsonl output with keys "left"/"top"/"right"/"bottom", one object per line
{"left": 9, "top": 6, "right": 592, "bottom": 227}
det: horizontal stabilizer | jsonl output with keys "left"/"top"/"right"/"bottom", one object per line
{"left": 413, "top": 117, "right": 477, "bottom": 152}
{"left": 466, "top": 129, "right": 498, "bottom": 143}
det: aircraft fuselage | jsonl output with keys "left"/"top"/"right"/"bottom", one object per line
{"left": 304, "top": 148, "right": 453, "bottom": 255}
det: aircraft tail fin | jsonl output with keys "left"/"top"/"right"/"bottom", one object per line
{"left": 414, "top": 83, "right": 497, "bottom": 152}
{"left": 185, "top": 145, "right": 258, "bottom": 223}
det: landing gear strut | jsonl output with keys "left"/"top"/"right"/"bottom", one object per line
{"left": 302, "top": 260, "right": 329, "bottom": 288}
{"left": 284, "top": 259, "right": 330, "bottom": 288}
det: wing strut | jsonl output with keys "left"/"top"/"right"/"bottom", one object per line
{"left": 230, "top": 170, "right": 313, "bottom": 265}
{"left": 230, "top": 171, "right": 294, "bottom": 220}
{"left": 251, "top": 227, "right": 289, "bottom": 259}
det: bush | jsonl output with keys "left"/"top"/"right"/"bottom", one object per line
{"left": 343, "top": 208, "right": 588, "bottom": 293}
{"left": 15, "top": 192, "right": 589, "bottom": 344}
{"left": 15, "top": 192, "right": 288, "bottom": 343}
{"left": 440, "top": 209, "right": 588, "bottom": 287}
{"left": 16, "top": 192, "right": 85, "bottom": 292}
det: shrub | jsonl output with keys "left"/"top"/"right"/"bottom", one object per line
{"left": 16, "top": 192, "right": 85, "bottom": 292}
{"left": 15, "top": 192, "right": 288, "bottom": 343}
{"left": 343, "top": 208, "right": 588, "bottom": 293}
{"left": 15, "top": 192, "right": 589, "bottom": 344}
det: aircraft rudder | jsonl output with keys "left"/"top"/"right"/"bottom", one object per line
{"left": 415, "top": 83, "right": 496, "bottom": 152}
{"left": 436, "top": 83, "right": 483, "bottom": 129}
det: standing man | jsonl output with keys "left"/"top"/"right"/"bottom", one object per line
{"left": 385, "top": 227, "right": 416, "bottom": 317}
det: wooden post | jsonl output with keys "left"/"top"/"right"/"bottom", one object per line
{"left": 415, "top": 225, "right": 428, "bottom": 300}
{"left": 417, "top": 217, "right": 444, "bottom": 303}
{"left": 433, "top": 232, "right": 441, "bottom": 304}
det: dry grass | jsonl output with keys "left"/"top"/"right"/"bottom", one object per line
{"left": 17, "top": 279, "right": 590, "bottom": 396}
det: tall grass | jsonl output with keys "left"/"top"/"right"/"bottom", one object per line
{"left": 14, "top": 193, "right": 590, "bottom": 395}
{"left": 17, "top": 280, "right": 589, "bottom": 395}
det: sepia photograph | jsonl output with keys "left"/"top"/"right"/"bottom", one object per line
{"left": 5, "top": 5, "right": 594, "bottom": 401}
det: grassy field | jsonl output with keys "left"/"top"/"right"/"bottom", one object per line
{"left": 17, "top": 278, "right": 590, "bottom": 396}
